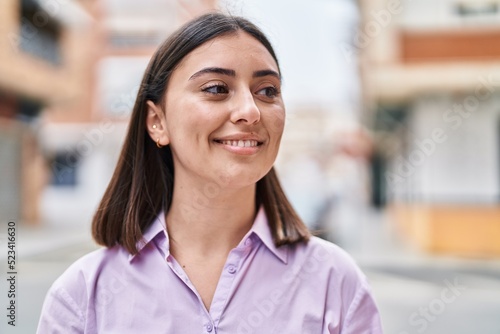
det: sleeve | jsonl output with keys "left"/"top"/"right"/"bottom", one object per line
{"left": 341, "top": 280, "right": 383, "bottom": 334}
{"left": 37, "top": 285, "right": 86, "bottom": 334}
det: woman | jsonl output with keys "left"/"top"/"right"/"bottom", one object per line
{"left": 38, "top": 13, "right": 382, "bottom": 334}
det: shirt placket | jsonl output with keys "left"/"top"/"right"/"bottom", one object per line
{"left": 159, "top": 234, "right": 253, "bottom": 334}
{"left": 208, "top": 246, "right": 248, "bottom": 333}
{"left": 164, "top": 254, "right": 215, "bottom": 333}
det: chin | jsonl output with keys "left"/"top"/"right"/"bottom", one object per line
{"left": 219, "top": 169, "right": 266, "bottom": 189}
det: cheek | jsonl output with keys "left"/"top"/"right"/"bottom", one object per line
{"left": 168, "top": 104, "right": 210, "bottom": 138}
{"left": 266, "top": 108, "right": 286, "bottom": 139}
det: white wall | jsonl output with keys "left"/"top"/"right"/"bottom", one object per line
{"left": 390, "top": 93, "right": 500, "bottom": 203}
{"left": 40, "top": 122, "right": 127, "bottom": 226}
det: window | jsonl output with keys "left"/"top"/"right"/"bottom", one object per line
{"left": 455, "top": 2, "right": 499, "bottom": 16}
{"left": 19, "top": 0, "right": 63, "bottom": 66}
{"left": 50, "top": 151, "right": 79, "bottom": 187}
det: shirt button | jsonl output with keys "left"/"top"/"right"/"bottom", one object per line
{"left": 227, "top": 264, "right": 237, "bottom": 274}
{"left": 205, "top": 324, "right": 213, "bottom": 332}
{"left": 244, "top": 237, "right": 253, "bottom": 246}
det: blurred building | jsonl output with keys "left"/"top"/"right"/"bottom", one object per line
{"left": 39, "top": 0, "right": 216, "bottom": 226}
{"left": 360, "top": 0, "right": 500, "bottom": 255}
{"left": 0, "top": 0, "right": 94, "bottom": 224}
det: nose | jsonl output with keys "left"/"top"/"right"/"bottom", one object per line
{"left": 230, "top": 90, "right": 260, "bottom": 125}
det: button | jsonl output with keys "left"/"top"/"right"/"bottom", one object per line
{"left": 227, "top": 264, "right": 237, "bottom": 274}
{"left": 244, "top": 237, "right": 253, "bottom": 246}
{"left": 205, "top": 323, "right": 213, "bottom": 332}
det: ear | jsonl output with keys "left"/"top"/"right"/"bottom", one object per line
{"left": 146, "top": 100, "right": 170, "bottom": 146}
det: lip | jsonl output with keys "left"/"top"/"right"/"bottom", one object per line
{"left": 213, "top": 133, "right": 265, "bottom": 155}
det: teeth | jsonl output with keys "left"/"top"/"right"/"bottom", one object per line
{"left": 221, "top": 140, "right": 258, "bottom": 147}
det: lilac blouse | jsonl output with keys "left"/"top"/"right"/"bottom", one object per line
{"left": 37, "top": 208, "right": 383, "bottom": 333}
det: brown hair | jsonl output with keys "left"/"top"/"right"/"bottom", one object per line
{"left": 92, "top": 12, "right": 310, "bottom": 254}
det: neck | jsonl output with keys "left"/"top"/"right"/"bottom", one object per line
{"left": 166, "top": 179, "right": 257, "bottom": 256}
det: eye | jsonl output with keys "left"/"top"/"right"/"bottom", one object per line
{"left": 256, "top": 86, "right": 280, "bottom": 99}
{"left": 202, "top": 83, "right": 229, "bottom": 95}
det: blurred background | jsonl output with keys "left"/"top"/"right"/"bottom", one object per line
{"left": 0, "top": 0, "right": 500, "bottom": 333}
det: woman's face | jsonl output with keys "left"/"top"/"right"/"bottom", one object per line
{"left": 154, "top": 32, "right": 285, "bottom": 189}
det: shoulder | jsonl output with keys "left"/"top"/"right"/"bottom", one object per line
{"left": 286, "top": 236, "right": 371, "bottom": 302}
{"left": 47, "top": 245, "right": 127, "bottom": 304}
{"left": 291, "top": 236, "right": 366, "bottom": 279}
{"left": 38, "top": 246, "right": 125, "bottom": 333}
{"left": 288, "top": 238, "right": 382, "bottom": 332}
{"left": 56, "top": 246, "right": 122, "bottom": 284}
{"left": 300, "top": 238, "right": 383, "bottom": 331}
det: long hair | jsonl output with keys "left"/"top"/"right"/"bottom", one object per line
{"left": 92, "top": 12, "right": 311, "bottom": 254}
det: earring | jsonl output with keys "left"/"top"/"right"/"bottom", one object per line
{"left": 152, "top": 124, "right": 157, "bottom": 129}
{"left": 156, "top": 138, "right": 163, "bottom": 149}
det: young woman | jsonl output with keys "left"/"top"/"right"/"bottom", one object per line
{"left": 38, "top": 13, "right": 382, "bottom": 334}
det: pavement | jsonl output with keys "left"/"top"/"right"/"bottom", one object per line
{"left": 343, "top": 210, "right": 500, "bottom": 334}
{"left": 0, "top": 223, "right": 98, "bottom": 334}
{"left": 1, "top": 210, "right": 499, "bottom": 334}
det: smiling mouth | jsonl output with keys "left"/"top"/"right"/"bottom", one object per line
{"left": 214, "top": 139, "right": 263, "bottom": 147}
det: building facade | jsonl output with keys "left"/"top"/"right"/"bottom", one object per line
{"left": 0, "top": 0, "right": 94, "bottom": 224}
{"left": 360, "top": 0, "right": 500, "bottom": 255}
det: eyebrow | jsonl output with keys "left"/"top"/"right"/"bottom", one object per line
{"left": 253, "top": 69, "right": 281, "bottom": 81}
{"left": 189, "top": 67, "right": 235, "bottom": 80}
{"left": 189, "top": 67, "right": 281, "bottom": 82}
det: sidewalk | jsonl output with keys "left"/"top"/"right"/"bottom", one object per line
{"left": 343, "top": 209, "right": 500, "bottom": 334}
{"left": 0, "top": 222, "right": 98, "bottom": 334}
{"left": 0, "top": 222, "right": 94, "bottom": 261}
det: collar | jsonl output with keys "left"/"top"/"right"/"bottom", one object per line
{"left": 128, "top": 206, "right": 288, "bottom": 264}
{"left": 247, "top": 206, "right": 288, "bottom": 264}
{"left": 128, "top": 211, "right": 167, "bottom": 262}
